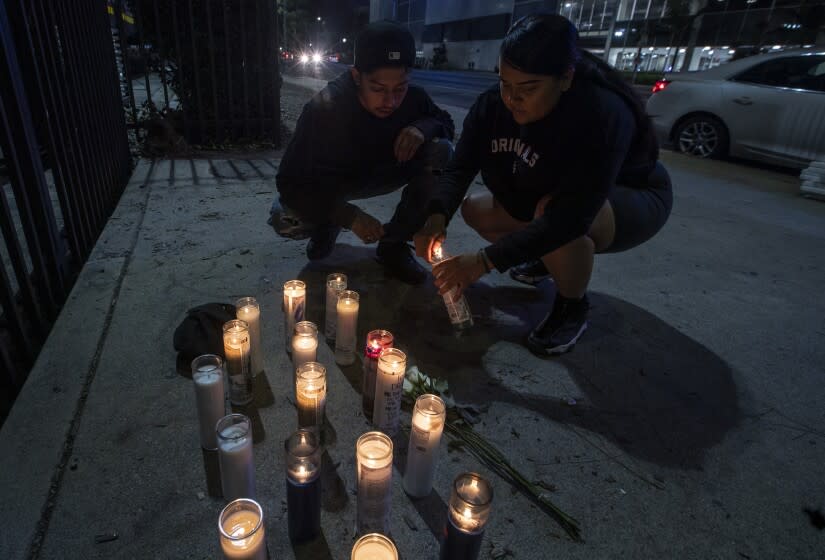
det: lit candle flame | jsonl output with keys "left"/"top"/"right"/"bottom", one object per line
{"left": 432, "top": 243, "right": 443, "bottom": 261}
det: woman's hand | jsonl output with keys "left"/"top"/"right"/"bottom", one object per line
{"left": 432, "top": 253, "right": 486, "bottom": 297}
{"left": 414, "top": 214, "right": 447, "bottom": 261}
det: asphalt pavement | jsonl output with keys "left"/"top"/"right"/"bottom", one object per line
{"left": 1, "top": 80, "right": 824, "bottom": 559}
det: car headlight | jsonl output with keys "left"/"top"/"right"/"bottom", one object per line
{"left": 312, "top": 53, "right": 321, "bottom": 63}
{"left": 299, "top": 54, "right": 309, "bottom": 64}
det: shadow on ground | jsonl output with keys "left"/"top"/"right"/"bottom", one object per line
{"left": 298, "top": 244, "right": 740, "bottom": 471}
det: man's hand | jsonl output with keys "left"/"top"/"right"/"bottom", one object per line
{"left": 432, "top": 253, "right": 486, "bottom": 297}
{"left": 394, "top": 126, "right": 425, "bottom": 162}
{"left": 414, "top": 214, "right": 447, "bottom": 261}
{"left": 350, "top": 209, "right": 384, "bottom": 244}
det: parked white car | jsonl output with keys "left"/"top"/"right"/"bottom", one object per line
{"left": 646, "top": 49, "right": 825, "bottom": 169}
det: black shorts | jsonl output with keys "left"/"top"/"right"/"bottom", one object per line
{"left": 601, "top": 161, "right": 672, "bottom": 253}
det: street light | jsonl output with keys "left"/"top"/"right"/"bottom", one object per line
{"left": 342, "top": 37, "right": 347, "bottom": 43}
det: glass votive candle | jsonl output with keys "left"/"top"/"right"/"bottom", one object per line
{"left": 286, "top": 429, "right": 322, "bottom": 542}
{"left": 283, "top": 280, "right": 306, "bottom": 353}
{"left": 440, "top": 472, "right": 494, "bottom": 560}
{"left": 403, "top": 394, "right": 446, "bottom": 498}
{"left": 218, "top": 498, "right": 266, "bottom": 560}
{"left": 356, "top": 431, "right": 393, "bottom": 535}
{"left": 372, "top": 348, "right": 406, "bottom": 436}
{"left": 292, "top": 320, "right": 318, "bottom": 370}
{"left": 217, "top": 414, "right": 256, "bottom": 501}
{"left": 362, "top": 329, "right": 394, "bottom": 421}
{"left": 334, "top": 290, "right": 360, "bottom": 366}
{"left": 325, "top": 272, "right": 347, "bottom": 341}
{"left": 295, "top": 362, "right": 326, "bottom": 432}
{"left": 222, "top": 319, "right": 253, "bottom": 406}
{"left": 191, "top": 354, "right": 226, "bottom": 450}
{"left": 235, "top": 297, "right": 263, "bottom": 377}
{"left": 351, "top": 533, "right": 398, "bottom": 560}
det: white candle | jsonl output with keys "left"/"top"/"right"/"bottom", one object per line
{"left": 236, "top": 298, "right": 263, "bottom": 376}
{"left": 217, "top": 414, "right": 256, "bottom": 501}
{"left": 283, "top": 280, "right": 306, "bottom": 353}
{"left": 403, "top": 394, "right": 446, "bottom": 497}
{"left": 295, "top": 362, "right": 326, "bottom": 431}
{"left": 372, "top": 348, "right": 406, "bottom": 436}
{"left": 448, "top": 473, "right": 493, "bottom": 533}
{"left": 351, "top": 533, "right": 398, "bottom": 560}
{"left": 219, "top": 499, "right": 266, "bottom": 560}
{"left": 291, "top": 321, "right": 318, "bottom": 370}
{"left": 223, "top": 320, "right": 252, "bottom": 406}
{"left": 324, "top": 273, "right": 347, "bottom": 341}
{"left": 192, "top": 355, "right": 226, "bottom": 450}
{"left": 356, "top": 431, "right": 393, "bottom": 535}
{"left": 334, "top": 290, "right": 359, "bottom": 366}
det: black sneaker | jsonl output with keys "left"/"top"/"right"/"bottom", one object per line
{"left": 375, "top": 242, "right": 427, "bottom": 285}
{"left": 527, "top": 295, "right": 589, "bottom": 355}
{"left": 510, "top": 260, "right": 552, "bottom": 286}
{"left": 306, "top": 224, "right": 341, "bottom": 261}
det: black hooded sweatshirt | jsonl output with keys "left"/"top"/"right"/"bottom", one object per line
{"left": 428, "top": 78, "right": 658, "bottom": 272}
{"left": 276, "top": 71, "right": 455, "bottom": 226}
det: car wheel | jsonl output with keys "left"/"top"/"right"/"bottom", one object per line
{"left": 674, "top": 115, "right": 728, "bottom": 159}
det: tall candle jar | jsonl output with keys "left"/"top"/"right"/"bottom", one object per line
{"left": 222, "top": 320, "right": 253, "bottom": 406}
{"left": 351, "top": 533, "right": 398, "bottom": 560}
{"left": 403, "top": 394, "right": 446, "bottom": 498}
{"left": 440, "top": 472, "right": 494, "bottom": 560}
{"left": 334, "top": 290, "right": 360, "bottom": 366}
{"left": 295, "top": 362, "right": 326, "bottom": 432}
{"left": 283, "top": 280, "right": 306, "bottom": 353}
{"left": 361, "top": 330, "right": 394, "bottom": 421}
{"left": 286, "top": 429, "right": 322, "bottom": 542}
{"left": 292, "top": 321, "right": 319, "bottom": 370}
{"left": 217, "top": 414, "right": 256, "bottom": 501}
{"left": 431, "top": 243, "right": 473, "bottom": 331}
{"left": 235, "top": 297, "right": 263, "bottom": 377}
{"left": 356, "top": 431, "right": 393, "bottom": 535}
{"left": 324, "top": 272, "right": 347, "bottom": 341}
{"left": 191, "top": 354, "right": 226, "bottom": 450}
{"left": 218, "top": 498, "right": 266, "bottom": 560}
{"left": 372, "top": 348, "right": 406, "bottom": 436}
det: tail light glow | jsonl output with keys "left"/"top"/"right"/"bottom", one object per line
{"left": 651, "top": 79, "right": 671, "bottom": 94}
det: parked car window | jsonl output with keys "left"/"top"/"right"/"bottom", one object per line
{"left": 732, "top": 56, "right": 825, "bottom": 93}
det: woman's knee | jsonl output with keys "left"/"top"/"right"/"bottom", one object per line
{"left": 460, "top": 192, "right": 488, "bottom": 231}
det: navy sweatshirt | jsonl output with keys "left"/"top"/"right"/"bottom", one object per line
{"left": 276, "top": 71, "right": 455, "bottom": 226}
{"left": 428, "top": 78, "right": 658, "bottom": 272}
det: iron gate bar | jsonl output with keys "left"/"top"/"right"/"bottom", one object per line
{"left": 113, "top": 0, "right": 138, "bottom": 130}
{"left": 35, "top": 0, "right": 97, "bottom": 258}
{"left": 239, "top": 3, "right": 249, "bottom": 139}
{"left": 133, "top": 0, "right": 153, "bottom": 111}
{"left": 0, "top": 182, "right": 38, "bottom": 364}
{"left": 171, "top": 2, "right": 189, "bottom": 141}
{"left": 205, "top": 0, "right": 220, "bottom": 143}
{"left": 0, "top": 0, "right": 66, "bottom": 318}
{"left": 98, "top": 0, "right": 131, "bottom": 190}
{"left": 88, "top": 0, "right": 122, "bottom": 211}
{"left": 256, "top": 0, "right": 264, "bottom": 139}
{"left": 223, "top": 0, "right": 234, "bottom": 141}
{"left": 23, "top": 0, "right": 88, "bottom": 265}
{"left": 187, "top": 0, "right": 205, "bottom": 142}
{"left": 57, "top": 1, "right": 107, "bottom": 228}
{"left": 151, "top": 0, "right": 170, "bottom": 109}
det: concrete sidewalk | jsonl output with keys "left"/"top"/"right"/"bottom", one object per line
{"left": 1, "top": 89, "right": 824, "bottom": 559}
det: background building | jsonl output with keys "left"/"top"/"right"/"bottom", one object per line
{"left": 370, "top": 0, "right": 825, "bottom": 72}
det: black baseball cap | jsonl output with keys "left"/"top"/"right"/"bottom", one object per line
{"left": 354, "top": 21, "right": 415, "bottom": 73}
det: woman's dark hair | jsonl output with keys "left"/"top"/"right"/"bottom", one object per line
{"left": 501, "top": 14, "right": 658, "bottom": 160}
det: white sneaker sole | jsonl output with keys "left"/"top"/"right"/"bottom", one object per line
{"left": 528, "top": 321, "right": 588, "bottom": 355}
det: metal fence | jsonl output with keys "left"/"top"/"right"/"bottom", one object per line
{"left": 0, "top": 1, "right": 131, "bottom": 405}
{"left": 119, "top": 0, "right": 282, "bottom": 146}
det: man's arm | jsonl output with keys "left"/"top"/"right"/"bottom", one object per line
{"left": 410, "top": 90, "right": 455, "bottom": 142}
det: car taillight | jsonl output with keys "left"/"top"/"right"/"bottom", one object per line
{"left": 651, "top": 79, "right": 671, "bottom": 94}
